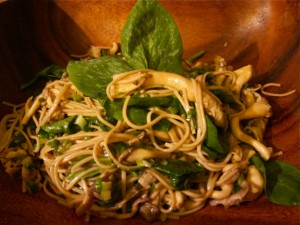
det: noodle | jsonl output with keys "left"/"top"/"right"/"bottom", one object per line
{"left": 0, "top": 49, "right": 296, "bottom": 221}
{"left": 261, "top": 83, "right": 296, "bottom": 97}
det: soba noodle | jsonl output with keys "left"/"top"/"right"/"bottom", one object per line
{"left": 0, "top": 52, "right": 295, "bottom": 221}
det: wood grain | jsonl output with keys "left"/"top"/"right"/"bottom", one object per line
{"left": 0, "top": 0, "right": 299, "bottom": 224}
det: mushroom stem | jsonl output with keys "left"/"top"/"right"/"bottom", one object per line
{"left": 210, "top": 183, "right": 234, "bottom": 199}
{"left": 231, "top": 102, "right": 272, "bottom": 160}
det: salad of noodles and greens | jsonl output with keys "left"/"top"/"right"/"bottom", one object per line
{"left": 0, "top": 0, "right": 299, "bottom": 222}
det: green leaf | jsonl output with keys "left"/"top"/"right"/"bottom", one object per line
{"left": 153, "top": 159, "right": 205, "bottom": 177}
{"left": 168, "top": 98, "right": 186, "bottom": 115}
{"left": 251, "top": 155, "right": 300, "bottom": 206}
{"left": 153, "top": 117, "right": 172, "bottom": 132}
{"left": 127, "top": 107, "right": 148, "bottom": 125}
{"left": 85, "top": 116, "right": 116, "bottom": 132}
{"left": 203, "top": 115, "right": 229, "bottom": 159}
{"left": 153, "top": 159, "right": 206, "bottom": 190}
{"left": 110, "top": 142, "right": 129, "bottom": 158}
{"left": 21, "top": 64, "right": 65, "bottom": 90}
{"left": 101, "top": 97, "right": 175, "bottom": 131}
{"left": 121, "top": 0, "right": 183, "bottom": 74}
{"left": 67, "top": 56, "right": 133, "bottom": 98}
{"left": 129, "top": 95, "right": 174, "bottom": 107}
{"left": 210, "top": 89, "right": 242, "bottom": 110}
{"left": 48, "top": 139, "right": 72, "bottom": 156}
{"left": 264, "top": 159, "right": 300, "bottom": 206}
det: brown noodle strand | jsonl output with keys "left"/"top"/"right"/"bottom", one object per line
{"left": 0, "top": 59, "right": 294, "bottom": 221}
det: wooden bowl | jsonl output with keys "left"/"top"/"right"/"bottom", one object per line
{"left": 0, "top": 1, "right": 299, "bottom": 225}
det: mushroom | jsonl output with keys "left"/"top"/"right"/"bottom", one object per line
{"left": 210, "top": 180, "right": 249, "bottom": 207}
{"left": 231, "top": 100, "right": 272, "bottom": 160}
{"left": 139, "top": 202, "right": 160, "bottom": 222}
{"left": 244, "top": 165, "right": 264, "bottom": 201}
{"left": 138, "top": 169, "right": 157, "bottom": 189}
{"left": 210, "top": 165, "right": 264, "bottom": 207}
{"left": 175, "top": 191, "right": 185, "bottom": 209}
{"left": 210, "top": 183, "right": 234, "bottom": 200}
{"left": 127, "top": 131, "right": 146, "bottom": 146}
{"left": 117, "top": 170, "right": 156, "bottom": 207}
{"left": 231, "top": 65, "right": 253, "bottom": 96}
{"left": 201, "top": 89, "right": 228, "bottom": 128}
